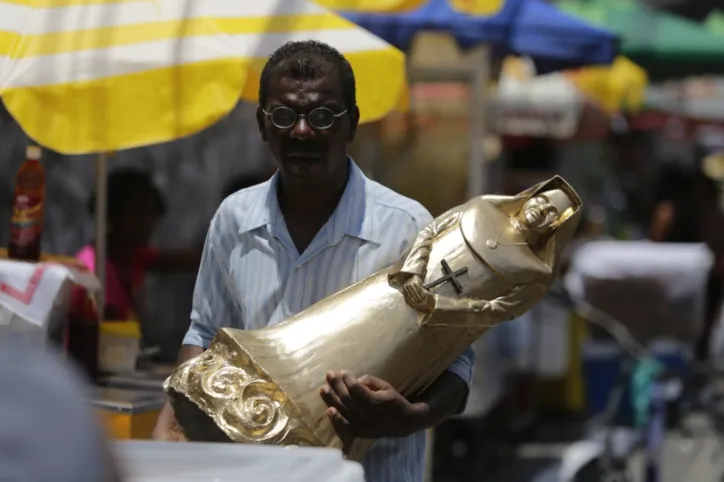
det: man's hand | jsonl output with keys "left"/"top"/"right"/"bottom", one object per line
{"left": 402, "top": 275, "right": 435, "bottom": 313}
{"left": 152, "top": 345, "right": 203, "bottom": 442}
{"left": 151, "top": 415, "right": 188, "bottom": 442}
{"left": 320, "top": 371, "right": 426, "bottom": 447}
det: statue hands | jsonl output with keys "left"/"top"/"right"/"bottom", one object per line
{"left": 402, "top": 275, "right": 435, "bottom": 313}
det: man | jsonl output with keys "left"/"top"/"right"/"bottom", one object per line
{"left": 153, "top": 40, "right": 474, "bottom": 482}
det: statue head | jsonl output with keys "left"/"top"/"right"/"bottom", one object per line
{"left": 518, "top": 188, "right": 576, "bottom": 232}
{"left": 461, "top": 175, "right": 582, "bottom": 278}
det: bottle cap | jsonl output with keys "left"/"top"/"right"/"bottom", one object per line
{"left": 26, "top": 145, "right": 42, "bottom": 161}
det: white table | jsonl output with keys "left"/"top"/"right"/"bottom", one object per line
{"left": 114, "top": 441, "right": 365, "bottom": 482}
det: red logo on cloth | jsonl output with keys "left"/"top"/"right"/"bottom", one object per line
{"left": 0, "top": 265, "right": 47, "bottom": 305}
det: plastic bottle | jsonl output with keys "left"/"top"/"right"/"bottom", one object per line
{"left": 8, "top": 145, "right": 46, "bottom": 262}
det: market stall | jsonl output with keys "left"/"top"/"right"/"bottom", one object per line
{"left": 490, "top": 55, "right": 648, "bottom": 140}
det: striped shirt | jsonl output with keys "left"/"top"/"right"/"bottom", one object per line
{"left": 183, "top": 159, "right": 475, "bottom": 482}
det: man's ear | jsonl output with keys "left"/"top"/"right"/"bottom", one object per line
{"left": 256, "top": 106, "right": 268, "bottom": 142}
{"left": 346, "top": 105, "right": 360, "bottom": 143}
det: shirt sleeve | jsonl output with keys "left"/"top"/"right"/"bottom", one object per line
{"left": 182, "top": 210, "right": 240, "bottom": 349}
{"left": 446, "top": 346, "right": 475, "bottom": 388}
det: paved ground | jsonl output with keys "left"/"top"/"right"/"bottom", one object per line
{"left": 628, "top": 415, "right": 723, "bottom": 482}
{"left": 478, "top": 415, "right": 724, "bottom": 482}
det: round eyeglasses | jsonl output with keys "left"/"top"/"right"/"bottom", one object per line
{"left": 262, "top": 106, "right": 348, "bottom": 130}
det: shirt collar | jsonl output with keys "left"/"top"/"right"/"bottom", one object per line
{"left": 237, "top": 158, "right": 382, "bottom": 246}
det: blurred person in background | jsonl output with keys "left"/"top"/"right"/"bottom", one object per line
{"left": 0, "top": 334, "right": 122, "bottom": 482}
{"left": 648, "top": 162, "right": 724, "bottom": 359}
{"left": 77, "top": 168, "right": 201, "bottom": 321}
{"left": 188, "top": 171, "right": 275, "bottom": 254}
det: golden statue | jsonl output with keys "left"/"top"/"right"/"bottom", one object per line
{"left": 164, "top": 176, "right": 582, "bottom": 460}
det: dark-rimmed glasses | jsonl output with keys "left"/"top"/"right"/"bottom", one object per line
{"left": 262, "top": 106, "right": 348, "bottom": 130}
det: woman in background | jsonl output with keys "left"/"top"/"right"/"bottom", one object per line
{"left": 76, "top": 168, "right": 200, "bottom": 321}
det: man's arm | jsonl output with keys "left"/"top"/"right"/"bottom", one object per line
{"left": 153, "top": 345, "right": 204, "bottom": 441}
{"left": 406, "top": 346, "right": 475, "bottom": 429}
{"left": 152, "top": 212, "right": 239, "bottom": 440}
{"left": 322, "top": 347, "right": 474, "bottom": 441}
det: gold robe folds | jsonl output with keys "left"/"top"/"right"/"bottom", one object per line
{"left": 165, "top": 176, "right": 583, "bottom": 460}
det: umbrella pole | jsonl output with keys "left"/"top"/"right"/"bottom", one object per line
{"left": 94, "top": 153, "right": 108, "bottom": 318}
{"left": 468, "top": 46, "right": 490, "bottom": 198}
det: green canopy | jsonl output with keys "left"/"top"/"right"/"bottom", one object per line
{"left": 557, "top": 0, "right": 724, "bottom": 80}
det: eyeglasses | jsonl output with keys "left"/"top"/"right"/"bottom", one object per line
{"left": 262, "top": 106, "right": 348, "bottom": 130}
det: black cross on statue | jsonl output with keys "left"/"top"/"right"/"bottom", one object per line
{"left": 423, "top": 259, "right": 468, "bottom": 294}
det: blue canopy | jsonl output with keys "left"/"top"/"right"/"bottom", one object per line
{"left": 341, "top": 0, "right": 619, "bottom": 73}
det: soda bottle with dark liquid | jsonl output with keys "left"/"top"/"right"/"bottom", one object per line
{"left": 8, "top": 145, "right": 45, "bottom": 262}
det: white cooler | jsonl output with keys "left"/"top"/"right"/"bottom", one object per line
{"left": 114, "top": 441, "right": 365, "bottom": 482}
{"left": 564, "top": 240, "right": 714, "bottom": 344}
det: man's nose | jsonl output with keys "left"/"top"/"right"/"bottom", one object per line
{"left": 290, "top": 117, "right": 313, "bottom": 140}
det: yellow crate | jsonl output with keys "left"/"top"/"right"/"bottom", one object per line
{"left": 98, "top": 409, "right": 160, "bottom": 440}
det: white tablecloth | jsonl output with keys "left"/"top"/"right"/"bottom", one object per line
{"left": 565, "top": 241, "right": 713, "bottom": 303}
{"left": 114, "top": 441, "right": 365, "bottom": 482}
{"left": 564, "top": 240, "right": 714, "bottom": 342}
{"left": 0, "top": 259, "right": 99, "bottom": 342}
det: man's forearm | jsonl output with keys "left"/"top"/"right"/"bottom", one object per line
{"left": 403, "top": 371, "right": 468, "bottom": 435}
{"left": 153, "top": 344, "right": 205, "bottom": 438}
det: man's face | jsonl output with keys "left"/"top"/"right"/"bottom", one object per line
{"left": 256, "top": 71, "right": 359, "bottom": 187}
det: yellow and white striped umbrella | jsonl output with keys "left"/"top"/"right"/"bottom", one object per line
{"left": 0, "top": 0, "right": 407, "bottom": 155}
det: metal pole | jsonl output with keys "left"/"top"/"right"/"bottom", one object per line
{"left": 424, "top": 428, "right": 435, "bottom": 482}
{"left": 644, "top": 378, "right": 665, "bottom": 482}
{"left": 94, "top": 153, "right": 107, "bottom": 318}
{"left": 468, "top": 46, "right": 490, "bottom": 198}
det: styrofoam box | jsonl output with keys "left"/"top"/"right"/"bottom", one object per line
{"left": 114, "top": 441, "right": 365, "bottom": 482}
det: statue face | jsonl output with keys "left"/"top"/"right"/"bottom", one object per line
{"left": 520, "top": 195, "right": 560, "bottom": 229}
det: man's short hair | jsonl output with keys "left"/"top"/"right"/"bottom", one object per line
{"left": 258, "top": 40, "right": 356, "bottom": 110}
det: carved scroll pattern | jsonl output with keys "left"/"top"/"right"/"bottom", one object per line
{"left": 169, "top": 346, "right": 297, "bottom": 445}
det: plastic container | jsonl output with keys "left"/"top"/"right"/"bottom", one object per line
{"left": 582, "top": 341, "right": 630, "bottom": 421}
{"left": 99, "top": 321, "right": 141, "bottom": 373}
{"left": 582, "top": 340, "right": 690, "bottom": 424}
